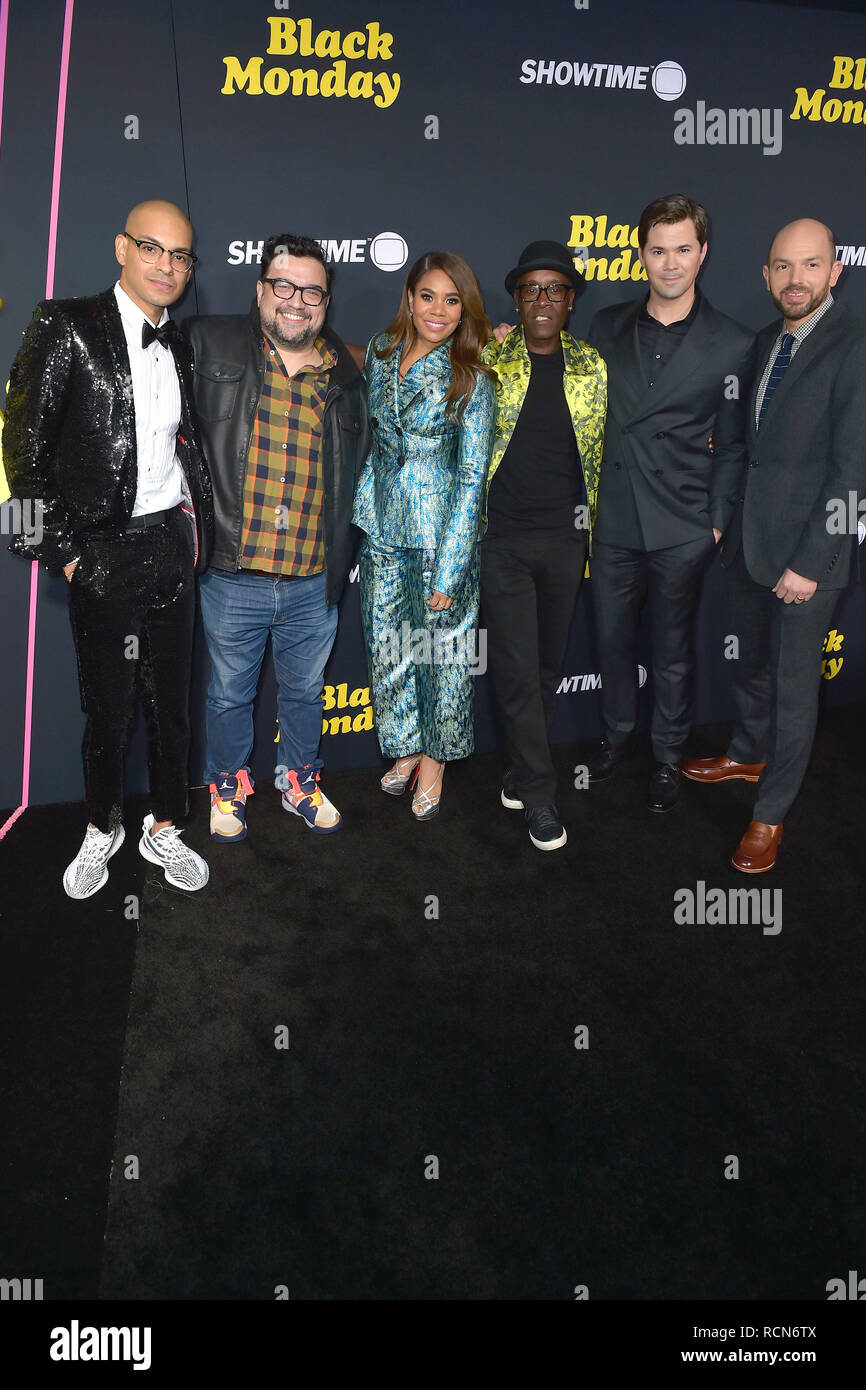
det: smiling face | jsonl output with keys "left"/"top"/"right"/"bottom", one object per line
{"left": 407, "top": 268, "right": 462, "bottom": 352}
{"left": 763, "top": 220, "right": 842, "bottom": 329}
{"left": 638, "top": 217, "right": 707, "bottom": 311}
{"left": 514, "top": 268, "right": 575, "bottom": 353}
{"left": 256, "top": 252, "right": 329, "bottom": 351}
{"left": 114, "top": 203, "right": 194, "bottom": 323}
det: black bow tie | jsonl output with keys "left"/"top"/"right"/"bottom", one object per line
{"left": 141, "top": 320, "right": 176, "bottom": 349}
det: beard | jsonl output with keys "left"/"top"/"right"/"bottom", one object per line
{"left": 770, "top": 285, "right": 826, "bottom": 321}
{"left": 260, "top": 303, "right": 318, "bottom": 350}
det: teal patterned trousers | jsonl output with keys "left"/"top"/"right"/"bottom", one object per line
{"left": 359, "top": 535, "right": 482, "bottom": 761}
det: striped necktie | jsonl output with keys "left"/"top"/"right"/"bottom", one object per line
{"left": 758, "top": 332, "right": 795, "bottom": 429}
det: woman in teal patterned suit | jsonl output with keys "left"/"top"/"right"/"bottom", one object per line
{"left": 353, "top": 251, "right": 496, "bottom": 819}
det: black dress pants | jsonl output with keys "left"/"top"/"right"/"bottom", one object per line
{"left": 481, "top": 528, "right": 587, "bottom": 808}
{"left": 591, "top": 534, "right": 716, "bottom": 765}
{"left": 68, "top": 508, "right": 195, "bottom": 833}
{"left": 725, "top": 546, "right": 840, "bottom": 823}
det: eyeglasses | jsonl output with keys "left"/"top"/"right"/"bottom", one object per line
{"left": 262, "top": 278, "right": 328, "bottom": 306}
{"left": 123, "top": 233, "right": 197, "bottom": 272}
{"left": 517, "top": 282, "right": 572, "bottom": 302}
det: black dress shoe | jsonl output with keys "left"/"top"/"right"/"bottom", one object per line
{"left": 648, "top": 763, "right": 682, "bottom": 813}
{"left": 585, "top": 739, "right": 624, "bottom": 783}
{"left": 525, "top": 805, "right": 567, "bottom": 851}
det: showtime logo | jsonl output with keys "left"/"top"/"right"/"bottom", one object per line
{"left": 520, "top": 57, "right": 686, "bottom": 100}
{"left": 558, "top": 665, "right": 648, "bottom": 694}
{"left": 837, "top": 243, "right": 866, "bottom": 266}
{"left": 227, "top": 233, "right": 408, "bottom": 271}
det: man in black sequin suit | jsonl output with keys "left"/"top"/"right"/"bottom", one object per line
{"left": 3, "top": 200, "right": 213, "bottom": 898}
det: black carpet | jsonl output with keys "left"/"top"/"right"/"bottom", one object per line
{"left": 0, "top": 796, "right": 148, "bottom": 1299}
{"left": 3, "top": 709, "right": 865, "bottom": 1301}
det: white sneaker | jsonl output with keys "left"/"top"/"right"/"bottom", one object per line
{"left": 63, "top": 823, "right": 126, "bottom": 899}
{"left": 139, "top": 813, "right": 209, "bottom": 890}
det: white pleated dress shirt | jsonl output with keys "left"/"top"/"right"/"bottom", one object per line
{"left": 113, "top": 281, "right": 184, "bottom": 516}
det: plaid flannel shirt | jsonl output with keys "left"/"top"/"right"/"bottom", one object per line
{"left": 239, "top": 334, "right": 335, "bottom": 574}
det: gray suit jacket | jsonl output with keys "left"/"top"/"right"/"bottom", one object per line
{"left": 724, "top": 302, "right": 866, "bottom": 589}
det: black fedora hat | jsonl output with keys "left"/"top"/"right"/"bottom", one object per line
{"left": 504, "top": 240, "right": 585, "bottom": 297}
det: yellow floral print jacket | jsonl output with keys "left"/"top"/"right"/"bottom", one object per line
{"left": 482, "top": 326, "right": 606, "bottom": 545}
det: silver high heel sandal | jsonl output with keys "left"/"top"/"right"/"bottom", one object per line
{"left": 380, "top": 754, "right": 421, "bottom": 796}
{"left": 411, "top": 762, "right": 444, "bottom": 821}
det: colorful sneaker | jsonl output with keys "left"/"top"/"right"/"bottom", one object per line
{"left": 209, "top": 769, "right": 254, "bottom": 842}
{"left": 280, "top": 759, "right": 342, "bottom": 834}
{"left": 63, "top": 822, "right": 125, "bottom": 899}
{"left": 139, "top": 813, "right": 210, "bottom": 890}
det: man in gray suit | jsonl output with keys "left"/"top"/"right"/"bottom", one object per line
{"left": 585, "top": 194, "right": 755, "bottom": 812}
{"left": 683, "top": 218, "right": 866, "bottom": 872}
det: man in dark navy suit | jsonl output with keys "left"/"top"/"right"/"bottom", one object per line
{"left": 585, "top": 193, "right": 756, "bottom": 812}
{"left": 683, "top": 219, "right": 866, "bottom": 872}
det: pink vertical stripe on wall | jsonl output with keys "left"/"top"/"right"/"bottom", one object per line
{"left": 0, "top": 0, "right": 76, "bottom": 839}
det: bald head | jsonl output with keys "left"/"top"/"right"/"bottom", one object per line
{"left": 763, "top": 218, "right": 842, "bottom": 329}
{"left": 115, "top": 199, "right": 196, "bottom": 324}
{"left": 766, "top": 218, "right": 836, "bottom": 268}
{"left": 125, "top": 199, "right": 194, "bottom": 245}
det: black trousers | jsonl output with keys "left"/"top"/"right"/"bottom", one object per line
{"left": 725, "top": 546, "right": 840, "bottom": 823}
{"left": 481, "top": 528, "right": 587, "bottom": 808}
{"left": 591, "top": 534, "right": 716, "bottom": 765}
{"left": 68, "top": 508, "right": 195, "bottom": 833}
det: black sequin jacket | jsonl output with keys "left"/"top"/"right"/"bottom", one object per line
{"left": 3, "top": 287, "right": 213, "bottom": 573}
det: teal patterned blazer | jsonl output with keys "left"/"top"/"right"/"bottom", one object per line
{"left": 353, "top": 334, "right": 496, "bottom": 597}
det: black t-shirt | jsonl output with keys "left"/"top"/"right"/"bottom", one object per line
{"left": 487, "top": 347, "right": 586, "bottom": 537}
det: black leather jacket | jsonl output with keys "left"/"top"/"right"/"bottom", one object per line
{"left": 3, "top": 288, "right": 212, "bottom": 573}
{"left": 185, "top": 306, "right": 369, "bottom": 606}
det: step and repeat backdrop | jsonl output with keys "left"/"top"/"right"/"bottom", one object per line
{"left": 1, "top": 0, "right": 865, "bottom": 808}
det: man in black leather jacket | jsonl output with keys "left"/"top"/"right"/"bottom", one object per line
{"left": 3, "top": 199, "right": 214, "bottom": 899}
{"left": 185, "top": 232, "right": 368, "bottom": 843}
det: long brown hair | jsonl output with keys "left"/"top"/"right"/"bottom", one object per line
{"left": 376, "top": 251, "right": 494, "bottom": 421}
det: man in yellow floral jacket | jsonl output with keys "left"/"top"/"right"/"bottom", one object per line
{"left": 481, "top": 241, "right": 606, "bottom": 851}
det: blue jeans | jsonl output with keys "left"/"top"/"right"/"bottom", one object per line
{"left": 198, "top": 567, "right": 337, "bottom": 784}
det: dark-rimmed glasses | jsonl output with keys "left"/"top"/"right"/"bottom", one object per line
{"left": 517, "top": 282, "right": 572, "bottom": 302}
{"left": 262, "top": 278, "right": 328, "bottom": 306}
{"left": 123, "top": 233, "right": 197, "bottom": 272}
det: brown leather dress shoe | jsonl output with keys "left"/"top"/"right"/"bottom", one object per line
{"left": 731, "top": 821, "right": 783, "bottom": 874}
{"left": 681, "top": 754, "right": 765, "bottom": 784}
